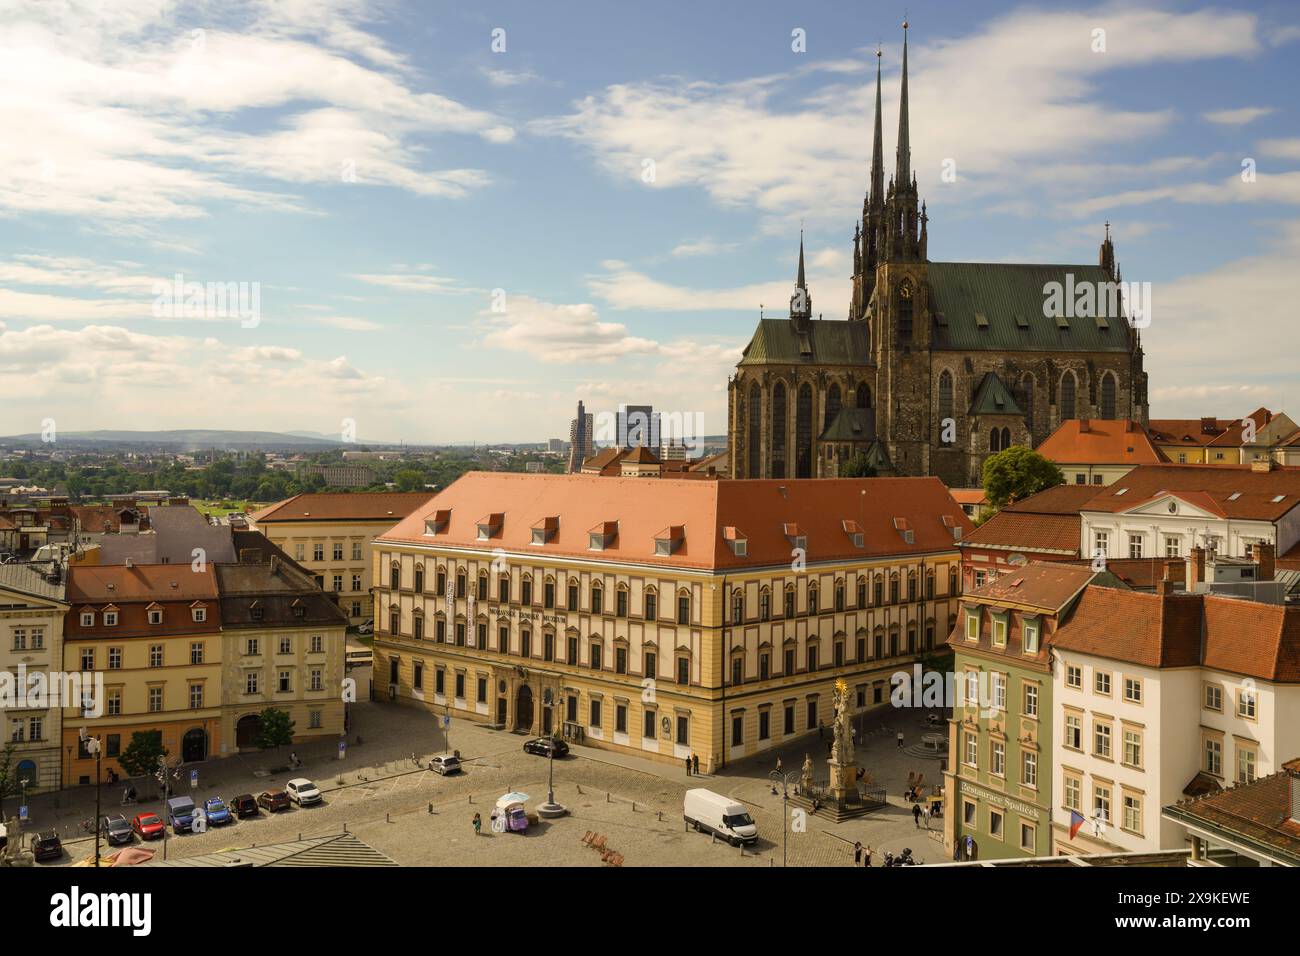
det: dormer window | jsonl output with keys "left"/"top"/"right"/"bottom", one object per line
{"left": 104, "top": 611, "right": 118, "bottom": 627}
{"left": 424, "top": 509, "right": 451, "bottom": 535}
{"left": 655, "top": 526, "right": 685, "bottom": 556}
{"left": 588, "top": 521, "right": 617, "bottom": 551}
{"left": 1114, "top": 487, "right": 1128, "bottom": 496}
{"left": 1228, "top": 492, "right": 1241, "bottom": 501}
{"left": 148, "top": 608, "right": 162, "bottom": 625}
{"left": 842, "top": 519, "right": 865, "bottom": 549}
{"left": 942, "top": 514, "right": 963, "bottom": 542}
{"left": 81, "top": 612, "right": 94, "bottom": 627}
{"left": 722, "top": 526, "right": 748, "bottom": 557}
{"left": 531, "top": 516, "right": 559, "bottom": 545}
{"left": 476, "top": 512, "right": 504, "bottom": 540}
{"left": 250, "top": 603, "right": 264, "bottom": 622}
{"left": 893, "top": 517, "right": 914, "bottom": 545}
{"left": 783, "top": 523, "right": 807, "bottom": 551}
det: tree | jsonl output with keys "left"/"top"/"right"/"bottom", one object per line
{"left": 0, "top": 740, "right": 22, "bottom": 819}
{"left": 393, "top": 468, "right": 425, "bottom": 492}
{"left": 981, "top": 445, "right": 1064, "bottom": 510}
{"left": 839, "top": 453, "right": 878, "bottom": 478}
{"left": 254, "top": 707, "right": 296, "bottom": 751}
{"left": 117, "top": 730, "right": 166, "bottom": 779}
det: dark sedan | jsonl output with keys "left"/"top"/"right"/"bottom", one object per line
{"left": 100, "top": 814, "right": 134, "bottom": 846}
{"left": 229, "top": 793, "right": 259, "bottom": 818}
{"left": 522, "top": 737, "right": 569, "bottom": 758}
{"left": 32, "top": 831, "right": 64, "bottom": 862}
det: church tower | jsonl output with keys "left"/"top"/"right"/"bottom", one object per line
{"left": 850, "top": 48, "right": 886, "bottom": 322}
{"left": 790, "top": 230, "right": 812, "bottom": 331}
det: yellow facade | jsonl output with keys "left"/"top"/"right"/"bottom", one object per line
{"left": 0, "top": 568, "right": 68, "bottom": 793}
{"left": 371, "top": 544, "right": 963, "bottom": 772}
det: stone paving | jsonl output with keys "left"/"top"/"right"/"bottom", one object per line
{"left": 34, "top": 699, "right": 950, "bottom": 867}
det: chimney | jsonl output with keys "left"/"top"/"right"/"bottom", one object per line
{"left": 1078, "top": 419, "right": 1090, "bottom": 433}
{"left": 1250, "top": 458, "right": 1275, "bottom": 473}
{"left": 125, "top": 557, "right": 133, "bottom": 569}
{"left": 1255, "top": 542, "right": 1276, "bottom": 583}
{"left": 1157, "top": 561, "right": 1179, "bottom": 597}
{"left": 1186, "top": 546, "right": 1206, "bottom": 590}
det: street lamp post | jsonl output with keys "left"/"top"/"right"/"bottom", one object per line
{"left": 157, "top": 755, "right": 171, "bottom": 862}
{"left": 79, "top": 728, "right": 102, "bottom": 868}
{"left": 768, "top": 769, "right": 800, "bottom": 868}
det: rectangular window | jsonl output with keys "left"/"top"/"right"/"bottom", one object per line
{"left": 758, "top": 709, "right": 770, "bottom": 740}
{"left": 1023, "top": 622, "right": 1039, "bottom": 654}
{"left": 189, "top": 684, "right": 204, "bottom": 709}
{"left": 352, "top": 542, "right": 362, "bottom": 561}
{"left": 1093, "top": 722, "right": 1112, "bottom": 759}
{"left": 313, "top": 544, "right": 324, "bottom": 562}
{"left": 107, "top": 690, "right": 121, "bottom": 716}
{"left": 616, "top": 704, "right": 628, "bottom": 734}
{"left": 1123, "top": 729, "right": 1142, "bottom": 768}
{"left": 80, "top": 647, "right": 95, "bottom": 670}
{"left": 677, "top": 594, "right": 690, "bottom": 625}
{"left": 245, "top": 673, "right": 258, "bottom": 695}
{"left": 1094, "top": 785, "right": 1111, "bottom": 827}
{"left": 310, "top": 710, "right": 322, "bottom": 729}
{"left": 455, "top": 673, "right": 465, "bottom": 699}
{"left": 1236, "top": 688, "right": 1257, "bottom": 720}
{"left": 333, "top": 543, "right": 343, "bottom": 561}
{"left": 1204, "top": 737, "right": 1223, "bottom": 776}
{"left": 477, "top": 678, "right": 487, "bottom": 704}
{"left": 1020, "top": 822, "right": 1036, "bottom": 853}
{"left": 806, "top": 699, "right": 817, "bottom": 730}
{"left": 1128, "top": 534, "right": 1144, "bottom": 559}
{"left": 1123, "top": 794, "right": 1142, "bottom": 834}
{"left": 149, "top": 687, "right": 164, "bottom": 711}
{"left": 1064, "top": 714, "right": 1081, "bottom": 750}
{"left": 1204, "top": 683, "right": 1223, "bottom": 712}
{"left": 1123, "top": 677, "right": 1142, "bottom": 704}
{"left": 190, "top": 642, "right": 204, "bottom": 665}
{"left": 992, "top": 672, "right": 1006, "bottom": 711}
{"left": 108, "top": 647, "right": 122, "bottom": 670}
{"left": 966, "top": 613, "right": 979, "bottom": 641}
{"left": 644, "top": 709, "right": 656, "bottom": 739}
{"left": 1237, "top": 747, "right": 1257, "bottom": 784}
{"left": 1063, "top": 775, "right": 1081, "bottom": 812}
{"left": 991, "top": 740, "right": 1005, "bottom": 777}
{"left": 150, "top": 645, "right": 164, "bottom": 667}
{"left": 992, "top": 618, "right": 1007, "bottom": 648}
{"left": 989, "top": 808, "right": 1003, "bottom": 839}
{"left": 590, "top": 699, "right": 602, "bottom": 728}
{"left": 1022, "top": 751, "right": 1037, "bottom": 788}
{"left": 677, "top": 657, "right": 689, "bottom": 684}
{"left": 616, "top": 589, "right": 628, "bottom": 618}
{"left": 1024, "top": 683, "right": 1039, "bottom": 718}
{"left": 643, "top": 651, "right": 656, "bottom": 677}
{"left": 676, "top": 715, "right": 689, "bottom": 746}
{"left": 964, "top": 732, "right": 978, "bottom": 768}
{"left": 1165, "top": 536, "right": 1181, "bottom": 558}
{"left": 1066, "top": 665, "right": 1082, "bottom": 689}
{"left": 1094, "top": 671, "right": 1111, "bottom": 696}
{"left": 412, "top": 663, "right": 423, "bottom": 691}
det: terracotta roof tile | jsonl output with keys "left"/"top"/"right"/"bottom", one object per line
{"left": 251, "top": 492, "right": 435, "bottom": 524}
{"left": 964, "top": 561, "right": 1101, "bottom": 610}
{"left": 1036, "top": 418, "right": 1167, "bottom": 466}
{"left": 1166, "top": 765, "right": 1300, "bottom": 863}
{"left": 1081, "top": 463, "right": 1300, "bottom": 521}
{"left": 963, "top": 512, "right": 1080, "bottom": 554}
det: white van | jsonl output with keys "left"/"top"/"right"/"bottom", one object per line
{"left": 683, "top": 788, "right": 758, "bottom": 846}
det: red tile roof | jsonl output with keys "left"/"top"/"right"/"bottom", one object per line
{"left": 1003, "top": 484, "right": 1101, "bottom": 514}
{"left": 377, "top": 472, "right": 971, "bottom": 570}
{"left": 1080, "top": 463, "right": 1300, "bottom": 521}
{"left": 963, "top": 512, "right": 1080, "bottom": 555}
{"left": 1147, "top": 417, "right": 1233, "bottom": 448}
{"left": 1036, "top": 419, "right": 1167, "bottom": 466}
{"left": 250, "top": 492, "right": 435, "bottom": 524}
{"left": 964, "top": 561, "right": 1101, "bottom": 611}
{"left": 1166, "top": 766, "right": 1300, "bottom": 863}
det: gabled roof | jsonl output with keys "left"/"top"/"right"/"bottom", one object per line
{"left": 1164, "top": 766, "right": 1300, "bottom": 865}
{"left": 963, "top": 511, "right": 1080, "bottom": 555}
{"left": 927, "top": 262, "right": 1134, "bottom": 353}
{"left": 963, "top": 561, "right": 1107, "bottom": 612}
{"left": 819, "top": 406, "right": 877, "bottom": 443}
{"left": 1049, "top": 586, "right": 1204, "bottom": 669}
{"left": 738, "top": 318, "right": 871, "bottom": 367}
{"left": 1037, "top": 419, "right": 1167, "bottom": 466}
{"left": 250, "top": 492, "right": 435, "bottom": 524}
{"left": 1080, "top": 464, "right": 1300, "bottom": 521}
{"left": 967, "top": 371, "right": 1023, "bottom": 417}
{"left": 379, "top": 472, "right": 970, "bottom": 570}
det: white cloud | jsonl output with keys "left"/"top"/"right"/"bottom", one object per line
{"left": 349, "top": 270, "right": 471, "bottom": 294}
{"left": 1202, "top": 106, "right": 1274, "bottom": 126}
{"left": 1259, "top": 138, "right": 1300, "bottom": 161}
{"left": 671, "top": 238, "right": 738, "bottom": 258}
{"left": 479, "top": 296, "right": 659, "bottom": 363}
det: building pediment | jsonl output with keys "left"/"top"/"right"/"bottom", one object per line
{"left": 1116, "top": 491, "right": 1226, "bottom": 521}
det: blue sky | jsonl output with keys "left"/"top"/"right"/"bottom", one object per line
{"left": 2, "top": 0, "right": 1298, "bottom": 444}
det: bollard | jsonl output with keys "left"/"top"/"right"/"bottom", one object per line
{"left": 428, "top": 803, "right": 433, "bottom": 814}
{"left": 344, "top": 822, "right": 348, "bottom": 833}
{"left": 658, "top": 811, "right": 663, "bottom": 822}
{"left": 606, "top": 792, "right": 611, "bottom": 803}
{"left": 386, "top": 813, "right": 390, "bottom": 823}
{"left": 632, "top": 802, "right": 637, "bottom": 812}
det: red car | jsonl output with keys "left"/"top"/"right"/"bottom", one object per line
{"left": 132, "top": 812, "right": 165, "bottom": 840}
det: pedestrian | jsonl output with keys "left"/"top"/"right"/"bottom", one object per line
{"left": 864, "top": 844, "right": 873, "bottom": 867}
{"left": 776, "top": 756, "right": 782, "bottom": 773}
{"left": 684, "top": 755, "right": 692, "bottom": 776}
{"left": 896, "top": 731, "right": 904, "bottom": 749}
{"left": 692, "top": 753, "right": 700, "bottom": 775}
{"left": 923, "top": 803, "right": 931, "bottom": 829}
{"left": 472, "top": 812, "right": 481, "bottom": 836}
{"left": 912, "top": 803, "right": 922, "bottom": 828}
{"left": 854, "top": 841, "right": 863, "bottom": 865}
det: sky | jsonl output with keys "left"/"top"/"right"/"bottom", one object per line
{"left": 1, "top": 0, "right": 1298, "bottom": 445}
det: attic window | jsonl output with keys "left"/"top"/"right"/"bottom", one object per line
{"left": 975, "top": 312, "right": 989, "bottom": 329}
{"left": 893, "top": 517, "right": 914, "bottom": 545}
{"left": 588, "top": 521, "right": 618, "bottom": 551}
{"left": 531, "top": 516, "right": 559, "bottom": 546}
{"left": 1094, "top": 315, "right": 1110, "bottom": 330}
{"left": 476, "top": 512, "right": 504, "bottom": 540}
{"left": 783, "top": 523, "right": 807, "bottom": 551}
{"left": 842, "top": 519, "right": 865, "bottom": 549}
{"left": 654, "top": 525, "right": 685, "bottom": 556}
{"left": 250, "top": 606, "right": 264, "bottom": 622}
{"left": 1114, "top": 487, "right": 1128, "bottom": 496}
{"left": 424, "top": 509, "right": 451, "bottom": 535}
{"left": 148, "top": 608, "right": 162, "bottom": 625}
{"left": 722, "top": 526, "right": 748, "bottom": 557}
{"left": 1228, "top": 492, "right": 1241, "bottom": 501}
{"left": 1015, "top": 314, "right": 1029, "bottom": 329}
{"left": 1055, "top": 315, "right": 1070, "bottom": 329}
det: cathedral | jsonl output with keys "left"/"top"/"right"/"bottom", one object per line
{"left": 727, "top": 24, "right": 1149, "bottom": 487}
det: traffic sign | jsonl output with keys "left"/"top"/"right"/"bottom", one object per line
{"left": 18, "top": 805, "right": 28, "bottom": 822}
{"left": 338, "top": 740, "right": 346, "bottom": 760}
{"left": 190, "top": 770, "right": 198, "bottom": 789}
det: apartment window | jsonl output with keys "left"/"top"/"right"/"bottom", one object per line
{"left": 992, "top": 618, "right": 1007, "bottom": 648}
{"left": 412, "top": 663, "right": 423, "bottom": 691}
{"left": 1122, "top": 794, "right": 1142, "bottom": 834}
{"left": 80, "top": 647, "right": 95, "bottom": 670}
{"left": 1066, "top": 665, "right": 1082, "bottom": 689}
{"left": 1238, "top": 747, "right": 1257, "bottom": 784}
{"left": 1019, "top": 822, "right": 1036, "bottom": 853}
{"left": 245, "top": 638, "right": 259, "bottom": 657}
{"left": 1023, "top": 683, "right": 1039, "bottom": 718}
{"left": 106, "top": 690, "right": 121, "bottom": 716}
{"left": 314, "top": 544, "right": 324, "bottom": 562}
{"left": 616, "top": 589, "right": 628, "bottom": 618}
{"left": 1023, "top": 751, "right": 1037, "bottom": 788}
{"left": 963, "top": 800, "right": 977, "bottom": 826}
{"left": 1128, "top": 534, "right": 1144, "bottom": 559}
{"left": 278, "top": 670, "right": 292, "bottom": 693}
{"left": 992, "top": 672, "right": 1006, "bottom": 711}
{"left": 989, "top": 808, "right": 1004, "bottom": 839}
{"left": 310, "top": 710, "right": 322, "bottom": 729}
{"left": 676, "top": 714, "right": 689, "bottom": 746}
{"left": 590, "top": 583, "right": 603, "bottom": 615}
{"left": 1093, "top": 785, "right": 1111, "bottom": 827}
{"left": 1123, "top": 729, "right": 1143, "bottom": 768}
{"left": 190, "top": 642, "right": 204, "bottom": 665}
{"left": 352, "top": 542, "right": 362, "bottom": 561}
{"left": 295, "top": 544, "right": 305, "bottom": 561}
{"left": 1094, "top": 671, "right": 1111, "bottom": 696}
{"left": 455, "top": 673, "right": 465, "bottom": 699}
{"left": 677, "top": 593, "right": 690, "bottom": 625}
{"left": 279, "top": 635, "right": 292, "bottom": 655}
{"left": 616, "top": 704, "right": 628, "bottom": 735}
{"left": 330, "top": 542, "right": 342, "bottom": 561}
{"left": 1204, "top": 683, "right": 1223, "bottom": 712}
{"left": 1023, "top": 622, "right": 1039, "bottom": 654}
{"left": 311, "top": 668, "right": 323, "bottom": 692}
{"left": 1123, "top": 677, "right": 1142, "bottom": 704}
{"left": 1064, "top": 714, "right": 1081, "bottom": 750}
{"left": 352, "top": 574, "right": 362, "bottom": 592}
{"left": 1063, "top": 774, "right": 1081, "bottom": 812}
{"left": 108, "top": 647, "right": 122, "bottom": 670}
{"left": 1094, "top": 531, "right": 1108, "bottom": 556}
{"left": 9, "top": 627, "right": 26, "bottom": 650}
{"left": 1236, "top": 688, "right": 1257, "bottom": 720}
{"left": 590, "top": 643, "right": 602, "bottom": 670}
{"left": 645, "top": 591, "right": 657, "bottom": 620}
{"left": 1164, "top": 536, "right": 1181, "bottom": 558}
{"left": 1093, "top": 722, "right": 1112, "bottom": 759}
{"left": 567, "top": 583, "right": 579, "bottom": 611}
{"left": 332, "top": 575, "right": 343, "bottom": 592}
{"left": 964, "top": 731, "right": 978, "bottom": 767}
{"left": 590, "top": 700, "right": 602, "bottom": 728}
{"left": 991, "top": 740, "right": 1005, "bottom": 777}
{"left": 965, "top": 613, "right": 979, "bottom": 641}
{"left": 149, "top": 687, "right": 164, "bottom": 711}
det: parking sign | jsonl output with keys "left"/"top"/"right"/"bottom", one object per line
{"left": 190, "top": 769, "right": 198, "bottom": 789}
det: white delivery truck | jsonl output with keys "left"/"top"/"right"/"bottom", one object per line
{"left": 683, "top": 788, "right": 759, "bottom": 846}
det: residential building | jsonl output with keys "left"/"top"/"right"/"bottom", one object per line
{"left": 959, "top": 484, "right": 1096, "bottom": 588}
{"left": 1050, "top": 556, "right": 1300, "bottom": 856}
{"left": 0, "top": 562, "right": 69, "bottom": 793}
{"left": 214, "top": 558, "right": 347, "bottom": 753}
{"left": 62, "top": 563, "right": 223, "bottom": 784}
{"left": 371, "top": 472, "right": 969, "bottom": 771}
{"left": 300, "top": 464, "right": 377, "bottom": 488}
{"left": 949, "top": 488, "right": 990, "bottom": 522}
{"left": 1035, "top": 418, "right": 1167, "bottom": 486}
{"left": 1146, "top": 408, "right": 1294, "bottom": 466}
{"left": 1163, "top": 758, "right": 1300, "bottom": 867}
{"left": 945, "top": 562, "right": 1117, "bottom": 861}
{"left": 249, "top": 492, "right": 434, "bottom": 625}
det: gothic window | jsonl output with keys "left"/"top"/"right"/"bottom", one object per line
{"left": 990, "top": 428, "right": 1002, "bottom": 453}
{"left": 1021, "top": 374, "right": 1035, "bottom": 436}
{"left": 1100, "top": 372, "right": 1116, "bottom": 420}
{"left": 856, "top": 382, "right": 872, "bottom": 409}
{"left": 772, "top": 382, "right": 787, "bottom": 479}
{"left": 825, "top": 383, "right": 842, "bottom": 431}
{"left": 897, "top": 280, "right": 914, "bottom": 343}
{"left": 1001, "top": 427, "right": 1011, "bottom": 450}
{"left": 747, "top": 382, "right": 761, "bottom": 477}
{"left": 938, "top": 370, "right": 954, "bottom": 445}
{"left": 1060, "top": 371, "right": 1077, "bottom": 421}
{"left": 796, "top": 383, "right": 813, "bottom": 479}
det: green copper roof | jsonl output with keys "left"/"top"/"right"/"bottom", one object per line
{"left": 819, "top": 406, "right": 877, "bottom": 442}
{"left": 738, "top": 318, "right": 872, "bottom": 367}
{"left": 968, "top": 371, "right": 1023, "bottom": 416}
{"left": 863, "top": 440, "right": 893, "bottom": 471}
{"left": 928, "top": 262, "right": 1134, "bottom": 353}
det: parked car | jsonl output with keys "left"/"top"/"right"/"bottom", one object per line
{"left": 257, "top": 789, "right": 290, "bottom": 812}
{"left": 357, "top": 618, "right": 374, "bottom": 635}
{"left": 229, "top": 793, "right": 259, "bottom": 818}
{"left": 100, "top": 814, "right": 134, "bottom": 846}
{"left": 683, "top": 788, "right": 758, "bottom": 847}
{"left": 166, "top": 796, "right": 197, "bottom": 833}
{"left": 285, "top": 778, "right": 322, "bottom": 806}
{"left": 523, "top": 736, "right": 569, "bottom": 759}
{"left": 429, "top": 755, "right": 461, "bottom": 775}
{"left": 203, "top": 797, "right": 233, "bottom": 825}
{"left": 132, "top": 812, "right": 165, "bottom": 840}
{"left": 32, "top": 831, "right": 64, "bottom": 862}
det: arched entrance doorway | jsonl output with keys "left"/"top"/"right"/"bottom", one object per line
{"left": 236, "top": 714, "right": 261, "bottom": 749}
{"left": 514, "top": 684, "right": 534, "bottom": 732}
{"left": 182, "top": 728, "right": 208, "bottom": 763}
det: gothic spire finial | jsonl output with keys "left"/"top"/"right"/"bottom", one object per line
{"left": 895, "top": 19, "right": 911, "bottom": 187}
{"left": 796, "top": 228, "right": 806, "bottom": 289}
{"left": 870, "top": 43, "right": 885, "bottom": 211}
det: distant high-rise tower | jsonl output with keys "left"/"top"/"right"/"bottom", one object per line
{"left": 617, "top": 404, "right": 660, "bottom": 449}
{"left": 567, "top": 401, "right": 594, "bottom": 473}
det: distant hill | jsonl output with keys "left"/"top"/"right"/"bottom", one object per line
{"left": 0, "top": 429, "right": 345, "bottom": 450}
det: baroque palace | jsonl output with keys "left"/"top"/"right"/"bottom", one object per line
{"left": 371, "top": 471, "right": 970, "bottom": 771}
{"left": 728, "top": 24, "right": 1149, "bottom": 487}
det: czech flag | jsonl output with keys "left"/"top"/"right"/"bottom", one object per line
{"left": 1069, "top": 809, "right": 1086, "bottom": 840}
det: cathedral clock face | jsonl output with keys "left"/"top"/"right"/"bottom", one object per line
{"left": 899, "top": 283, "right": 912, "bottom": 300}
